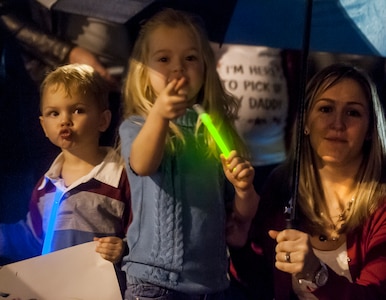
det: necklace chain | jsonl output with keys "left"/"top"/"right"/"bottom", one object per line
{"left": 319, "top": 198, "right": 354, "bottom": 242}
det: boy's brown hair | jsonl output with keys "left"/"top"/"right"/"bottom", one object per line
{"left": 40, "top": 64, "right": 109, "bottom": 112}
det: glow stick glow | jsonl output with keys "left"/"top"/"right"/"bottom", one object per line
{"left": 42, "top": 190, "right": 63, "bottom": 255}
{"left": 193, "top": 104, "right": 231, "bottom": 158}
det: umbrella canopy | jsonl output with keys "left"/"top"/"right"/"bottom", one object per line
{"left": 224, "top": 0, "right": 386, "bottom": 57}
{"left": 35, "top": 0, "right": 386, "bottom": 57}
{"left": 34, "top": 0, "right": 386, "bottom": 226}
{"left": 209, "top": 0, "right": 386, "bottom": 226}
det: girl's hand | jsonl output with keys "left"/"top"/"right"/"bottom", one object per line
{"left": 153, "top": 77, "right": 189, "bottom": 120}
{"left": 223, "top": 151, "right": 259, "bottom": 247}
{"left": 268, "top": 229, "right": 321, "bottom": 280}
{"left": 94, "top": 236, "right": 125, "bottom": 264}
{"left": 221, "top": 150, "right": 255, "bottom": 191}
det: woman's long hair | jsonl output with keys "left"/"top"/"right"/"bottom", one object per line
{"left": 287, "top": 63, "right": 386, "bottom": 233}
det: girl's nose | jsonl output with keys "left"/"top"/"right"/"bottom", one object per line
{"left": 172, "top": 59, "right": 184, "bottom": 73}
{"left": 172, "top": 66, "right": 184, "bottom": 76}
{"left": 168, "top": 70, "right": 184, "bottom": 83}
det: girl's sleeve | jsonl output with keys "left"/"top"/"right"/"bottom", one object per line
{"left": 118, "top": 117, "right": 144, "bottom": 172}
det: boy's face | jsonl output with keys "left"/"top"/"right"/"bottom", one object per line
{"left": 39, "top": 84, "right": 111, "bottom": 152}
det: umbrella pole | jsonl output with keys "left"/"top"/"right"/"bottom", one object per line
{"left": 286, "top": 0, "right": 313, "bottom": 229}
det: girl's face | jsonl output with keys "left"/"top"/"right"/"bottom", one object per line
{"left": 305, "top": 78, "right": 370, "bottom": 168}
{"left": 147, "top": 25, "right": 205, "bottom": 103}
{"left": 39, "top": 85, "right": 110, "bottom": 152}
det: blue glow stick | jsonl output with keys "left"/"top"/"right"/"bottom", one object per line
{"left": 42, "top": 190, "right": 63, "bottom": 255}
{"left": 193, "top": 104, "right": 231, "bottom": 158}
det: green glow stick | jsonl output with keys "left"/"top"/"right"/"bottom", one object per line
{"left": 193, "top": 104, "right": 231, "bottom": 158}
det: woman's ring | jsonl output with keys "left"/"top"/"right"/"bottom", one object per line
{"left": 285, "top": 252, "right": 291, "bottom": 263}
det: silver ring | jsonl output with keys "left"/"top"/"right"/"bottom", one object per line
{"left": 285, "top": 252, "right": 291, "bottom": 263}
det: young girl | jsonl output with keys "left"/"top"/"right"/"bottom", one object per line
{"left": 119, "top": 8, "right": 259, "bottom": 299}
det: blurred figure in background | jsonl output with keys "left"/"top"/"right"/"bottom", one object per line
{"left": 0, "top": 0, "right": 159, "bottom": 223}
{"left": 212, "top": 43, "right": 301, "bottom": 300}
{"left": 213, "top": 43, "right": 301, "bottom": 194}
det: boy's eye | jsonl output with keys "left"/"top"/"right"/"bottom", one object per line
{"left": 74, "top": 108, "right": 85, "bottom": 114}
{"left": 47, "top": 111, "right": 59, "bottom": 117}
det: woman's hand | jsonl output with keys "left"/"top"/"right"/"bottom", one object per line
{"left": 269, "top": 229, "right": 321, "bottom": 280}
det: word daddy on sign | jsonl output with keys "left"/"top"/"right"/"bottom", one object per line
{"left": 214, "top": 44, "right": 289, "bottom": 166}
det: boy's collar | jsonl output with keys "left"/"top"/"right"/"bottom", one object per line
{"left": 39, "top": 147, "right": 123, "bottom": 190}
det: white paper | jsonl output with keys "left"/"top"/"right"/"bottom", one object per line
{"left": 0, "top": 241, "right": 122, "bottom": 299}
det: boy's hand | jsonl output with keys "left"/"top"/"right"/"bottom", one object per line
{"left": 94, "top": 236, "right": 125, "bottom": 264}
{"left": 221, "top": 150, "right": 255, "bottom": 191}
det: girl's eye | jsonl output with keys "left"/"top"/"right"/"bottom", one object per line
{"left": 158, "top": 57, "right": 168, "bottom": 63}
{"left": 186, "top": 55, "right": 197, "bottom": 61}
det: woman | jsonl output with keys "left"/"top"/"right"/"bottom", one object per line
{"left": 236, "top": 63, "right": 386, "bottom": 299}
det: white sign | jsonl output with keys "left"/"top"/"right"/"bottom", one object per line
{"left": 0, "top": 241, "right": 122, "bottom": 299}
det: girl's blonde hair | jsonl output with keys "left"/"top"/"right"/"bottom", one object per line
{"left": 122, "top": 8, "right": 248, "bottom": 158}
{"left": 40, "top": 63, "right": 109, "bottom": 112}
{"left": 288, "top": 63, "right": 386, "bottom": 233}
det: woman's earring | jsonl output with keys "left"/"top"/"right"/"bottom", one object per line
{"left": 304, "top": 128, "right": 310, "bottom": 135}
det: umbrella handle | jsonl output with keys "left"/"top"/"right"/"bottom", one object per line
{"left": 288, "top": 0, "right": 314, "bottom": 230}
{"left": 284, "top": 198, "right": 295, "bottom": 229}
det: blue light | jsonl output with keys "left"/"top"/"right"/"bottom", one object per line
{"left": 41, "top": 190, "right": 63, "bottom": 255}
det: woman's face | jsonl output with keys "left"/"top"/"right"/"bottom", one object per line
{"left": 146, "top": 25, "right": 205, "bottom": 104}
{"left": 305, "top": 78, "right": 370, "bottom": 167}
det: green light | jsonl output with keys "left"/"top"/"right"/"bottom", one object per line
{"left": 193, "top": 104, "right": 231, "bottom": 158}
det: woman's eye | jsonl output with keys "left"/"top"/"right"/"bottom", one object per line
{"left": 347, "top": 109, "right": 361, "bottom": 117}
{"left": 159, "top": 57, "right": 168, "bottom": 63}
{"left": 319, "top": 106, "right": 332, "bottom": 113}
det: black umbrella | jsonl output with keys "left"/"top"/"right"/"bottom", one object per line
{"left": 36, "top": 0, "right": 386, "bottom": 226}
{"left": 35, "top": 0, "right": 386, "bottom": 56}
{"left": 208, "top": 0, "right": 386, "bottom": 227}
{"left": 223, "top": 0, "right": 386, "bottom": 57}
